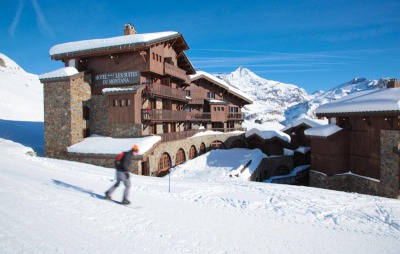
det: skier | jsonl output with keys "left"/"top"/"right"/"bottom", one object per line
{"left": 105, "top": 144, "right": 139, "bottom": 205}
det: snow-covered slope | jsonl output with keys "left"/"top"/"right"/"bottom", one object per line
{"left": 216, "top": 67, "right": 392, "bottom": 126}
{"left": 0, "top": 53, "right": 43, "bottom": 121}
{"left": 284, "top": 78, "right": 389, "bottom": 124}
{"left": 216, "top": 67, "right": 311, "bottom": 123}
{"left": 0, "top": 53, "right": 44, "bottom": 155}
{"left": 1, "top": 139, "right": 399, "bottom": 253}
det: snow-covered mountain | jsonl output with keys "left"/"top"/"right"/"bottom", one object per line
{"left": 216, "top": 67, "right": 311, "bottom": 123}
{"left": 0, "top": 53, "right": 44, "bottom": 155}
{"left": 0, "top": 53, "right": 43, "bottom": 121}
{"left": 284, "top": 77, "right": 390, "bottom": 124}
{"left": 216, "top": 67, "right": 392, "bottom": 125}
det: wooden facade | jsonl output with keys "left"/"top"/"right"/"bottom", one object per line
{"left": 311, "top": 114, "right": 400, "bottom": 179}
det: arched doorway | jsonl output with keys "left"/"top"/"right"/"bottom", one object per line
{"left": 189, "top": 145, "right": 197, "bottom": 159}
{"left": 199, "top": 142, "right": 207, "bottom": 155}
{"left": 175, "top": 148, "right": 186, "bottom": 165}
{"left": 157, "top": 152, "right": 171, "bottom": 177}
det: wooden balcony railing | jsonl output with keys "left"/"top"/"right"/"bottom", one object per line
{"left": 142, "top": 109, "right": 191, "bottom": 122}
{"left": 157, "top": 129, "right": 205, "bottom": 142}
{"left": 227, "top": 113, "right": 244, "bottom": 120}
{"left": 187, "top": 97, "right": 204, "bottom": 105}
{"left": 191, "top": 112, "right": 211, "bottom": 121}
{"left": 143, "top": 83, "right": 187, "bottom": 101}
{"left": 164, "top": 62, "right": 191, "bottom": 84}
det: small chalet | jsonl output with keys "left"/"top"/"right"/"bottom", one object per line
{"left": 306, "top": 82, "right": 400, "bottom": 198}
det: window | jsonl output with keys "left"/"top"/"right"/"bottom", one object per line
{"left": 207, "top": 91, "right": 215, "bottom": 99}
{"left": 127, "top": 99, "right": 131, "bottom": 106}
{"left": 114, "top": 100, "right": 118, "bottom": 107}
{"left": 230, "top": 107, "right": 239, "bottom": 113}
{"left": 83, "top": 106, "right": 90, "bottom": 120}
{"left": 120, "top": 100, "right": 125, "bottom": 107}
{"left": 185, "top": 90, "right": 191, "bottom": 96}
{"left": 152, "top": 53, "right": 155, "bottom": 60}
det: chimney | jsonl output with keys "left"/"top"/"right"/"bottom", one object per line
{"left": 124, "top": 23, "right": 136, "bottom": 35}
{"left": 387, "top": 78, "right": 400, "bottom": 88}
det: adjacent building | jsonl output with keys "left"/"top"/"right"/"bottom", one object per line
{"left": 306, "top": 82, "right": 400, "bottom": 198}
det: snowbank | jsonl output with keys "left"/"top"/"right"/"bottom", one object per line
{"left": 67, "top": 134, "right": 161, "bottom": 155}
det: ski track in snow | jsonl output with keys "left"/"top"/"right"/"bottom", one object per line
{"left": 0, "top": 141, "right": 399, "bottom": 253}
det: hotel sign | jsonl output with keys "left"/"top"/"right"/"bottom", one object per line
{"left": 94, "top": 70, "right": 140, "bottom": 86}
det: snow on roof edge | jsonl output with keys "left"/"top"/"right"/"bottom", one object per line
{"left": 39, "top": 67, "right": 79, "bottom": 80}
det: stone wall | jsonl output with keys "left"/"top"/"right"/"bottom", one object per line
{"left": 250, "top": 156, "right": 293, "bottom": 181}
{"left": 310, "top": 129, "right": 400, "bottom": 198}
{"left": 43, "top": 79, "right": 71, "bottom": 159}
{"left": 89, "top": 95, "right": 109, "bottom": 136}
{"left": 147, "top": 133, "right": 247, "bottom": 175}
{"left": 70, "top": 75, "right": 91, "bottom": 144}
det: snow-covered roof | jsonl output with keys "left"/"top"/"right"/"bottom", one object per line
{"left": 39, "top": 67, "right": 79, "bottom": 80}
{"left": 190, "top": 71, "right": 253, "bottom": 104}
{"left": 304, "top": 124, "right": 342, "bottom": 138}
{"left": 316, "top": 88, "right": 400, "bottom": 115}
{"left": 206, "top": 98, "right": 229, "bottom": 104}
{"left": 67, "top": 134, "right": 161, "bottom": 155}
{"left": 282, "top": 117, "right": 328, "bottom": 132}
{"left": 102, "top": 85, "right": 144, "bottom": 94}
{"left": 50, "top": 32, "right": 180, "bottom": 57}
{"left": 245, "top": 128, "right": 291, "bottom": 143}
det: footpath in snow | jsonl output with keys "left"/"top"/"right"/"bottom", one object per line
{"left": 0, "top": 139, "right": 399, "bottom": 253}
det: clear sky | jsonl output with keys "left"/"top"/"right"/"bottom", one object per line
{"left": 1, "top": 0, "right": 399, "bottom": 93}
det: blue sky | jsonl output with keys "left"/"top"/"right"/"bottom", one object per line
{"left": 1, "top": 0, "right": 399, "bottom": 93}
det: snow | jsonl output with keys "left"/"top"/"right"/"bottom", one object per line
{"left": 263, "top": 165, "right": 310, "bottom": 183}
{"left": 67, "top": 134, "right": 161, "bottom": 155}
{"left": 38, "top": 67, "right": 79, "bottom": 80}
{"left": 1, "top": 53, "right": 400, "bottom": 254}
{"left": 190, "top": 70, "right": 253, "bottom": 104}
{"left": 102, "top": 85, "right": 144, "bottom": 94}
{"left": 1, "top": 139, "right": 399, "bottom": 253}
{"left": 245, "top": 128, "right": 291, "bottom": 143}
{"left": 316, "top": 87, "right": 400, "bottom": 114}
{"left": 304, "top": 124, "right": 343, "bottom": 138}
{"left": 0, "top": 53, "right": 43, "bottom": 122}
{"left": 296, "top": 146, "right": 311, "bottom": 154}
{"left": 282, "top": 116, "right": 328, "bottom": 132}
{"left": 50, "top": 32, "right": 179, "bottom": 56}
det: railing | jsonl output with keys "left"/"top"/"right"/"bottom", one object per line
{"left": 187, "top": 97, "right": 204, "bottom": 105}
{"left": 227, "top": 113, "right": 244, "bottom": 120}
{"left": 143, "top": 83, "right": 187, "bottom": 101}
{"left": 209, "top": 128, "right": 247, "bottom": 132}
{"left": 157, "top": 129, "right": 205, "bottom": 142}
{"left": 164, "top": 62, "right": 191, "bottom": 84}
{"left": 142, "top": 109, "right": 191, "bottom": 122}
{"left": 191, "top": 112, "right": 212, "bottom": 120}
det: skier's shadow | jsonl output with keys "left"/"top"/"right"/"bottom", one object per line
{"left": 52, "top": 179, "right": 103, "bottom": 199}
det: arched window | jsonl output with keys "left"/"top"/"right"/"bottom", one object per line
{"left": 157, "top": 152, "right": 171, "bottom": 177}
{"left": 199, "top": 142, "right": 207, "bottom": 155}
{"left": 189, "top": 145, "right": 197, "bottom": 159}
{"left": 175, "top": 148, "right": 186, "bottom": 165}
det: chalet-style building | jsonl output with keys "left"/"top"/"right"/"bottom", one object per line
{"left": 187, "top": 71, "right": 252, "bottom": 133}
{"left": 305, "top": 82, "right": 400, "bottom": 198}
{"left": 39, "top": 24, "right": 252, "bottom": 176}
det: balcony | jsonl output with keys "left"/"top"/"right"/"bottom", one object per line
{"left": 164, "top": 62, "right": 191, "bottom": 84}
{"left": 191, "top": 112, "right": 211, "bottom": 121}
{"left": 227, "top": 113, "right": 244, "bottom": 121}
{"left": 157, "top": 130, "right": 205, "bottom": 142}
{"left": 142, "top": 109, "right": 191, "bottom": 122}
{"left": 143, "top": 83, "right": 187, "bottom": 101}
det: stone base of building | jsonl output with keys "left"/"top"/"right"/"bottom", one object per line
{"left": 310, "top": 170, "right": 398, "bottom": 199}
